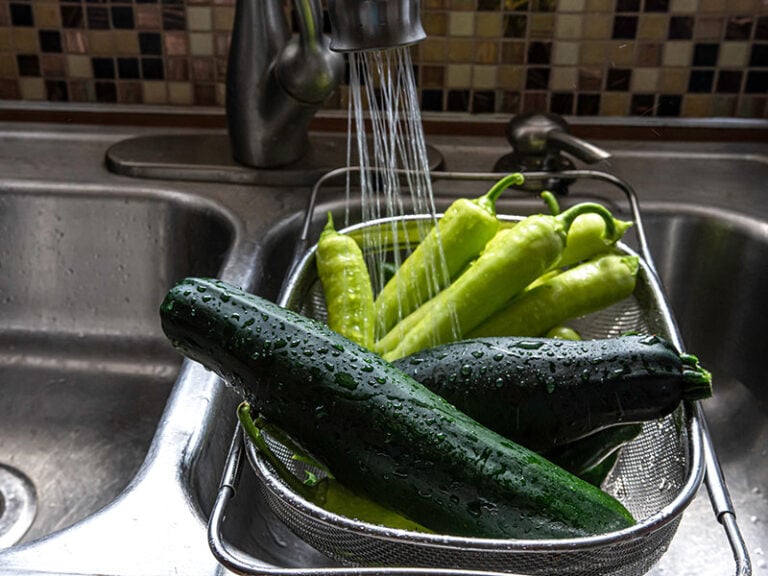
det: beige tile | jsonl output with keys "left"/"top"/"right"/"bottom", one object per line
{"left": 658, "top": 68, "right": 688, "bottom": 92}
{"left": 114, "top": 31, "right": 139, "bottom": 55}
{"left": 215, "top": 82, "right": 226, "bottom": 107}
{"left": 718, "top": 42, "right": 749, "bottom": 68}
{"left": 552, "top": 41, "right": 580, "bottom": 65}
{"left": 557, "top": 0, "right": 586, "bottom": 11}
{"left": 187, "top": 6, "right": 212, "bottom": 31}
{"left": 447, "top": 39, "right": 475, "bottom": 62}
{"left": 698, "top": 0, "right": 725, "bottom": 10}
{"left": 0, "top": 29, "right": 11, "bottom": 51}
{"left": 168, "top": 81, "right": 193, "bottom": 104}
{"left": 682, "top": 95, "right": 712, "bottom": 117}
{"left": 555, "top": 14, "right": 583, "bottom": 39}
{"left": 580, "top": 42, "right": 607, "bottom": 65}
{"left": 473, "top": 65, "right": 497, "bottom": 88}
{"left": 631, "top": 67, "right": 659, "bottom": 91}
{"left": 583, "top": 14, "right": 612, "bottom": 39}
{"left": 601, "top": 93, "right": 630, "bottom": 116}
{"left": 189, "top": 33, "right": 214, "bottom": 56}
{"left": 67, "top": 55, "right": 92, "bottom": 78}
{"left": 606, "top": 42, "right": 634, "bottom": 66}
{"left": 12, "top": 29, "right": 38, "bottom": 53}
{"left": 87, "top": 31, "right": 116, "bottom": 54}
{"left": 449, "top": 0, "right": 475, "bottom": 10}
{"left": 445, "top": 63, "right": 471, "bottom": 87}
{"left": 142, "top": 81, "right": 167, "bottom": 104}
{"left": 475, "top": 13, "right": 502, "bottom": 37}
{"left": 662, "top": 41, "right": 693, "bottom": 67}
{"left": 0, "top": 4, "right": 6, "bottom": 26}
{"left": 448, "top": 12, "right": 475, "bottom": 36}
{"left": 419, "top": 38, "right": 448, "bottom": 62}
{"left": 585, "top": 0, "right": 613, "bottom": 10}
{"left": 33, "top": 3, "right": 61, "bottom": 28}
{"left": 19, "top": 78, "right": 45, "bottom": 100}
{"left": 669, "top": 0, "right": 698, "bottom": 11}
{"left": 0, "top": 53, "right": 15, "bottom": 77}
{"left": 528, "top": 14, "right": 556, "bottom": 39}
{"left": 498, "top": 65, "right": 524, "bottom": 90}
{"left": 578, "top": 66, "right": 602, "bottom": 90}
{"left": 637, "top": 15, "right": 668, "bottom": 41}
{"left": 212, "top": 7, "right": 235, "bottom": 31}
{"left": 550, "top": 66, "right": 578, "bottom": 90}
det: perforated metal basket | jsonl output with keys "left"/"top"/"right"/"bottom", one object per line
{"left": 208, "top": 169, "right": 748, "bottom": 576}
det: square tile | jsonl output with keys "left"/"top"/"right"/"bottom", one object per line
{"left": 718, "top": 42, "right": 748, "bottom": 67}
{"left": 669, "top": 0, "right": 698, "bottom": 11}
{"left": 473, "top": 64, "right": 498, "bottom": 88}
{"left": 475, "top": 12, "right": 501, "bottom": 37}
{"left": 550, "top": 92, "right": 574, "bottom": 115}
{"left": 498, "top": 64, "right": 524, "bottom": 88}
{"left": 33, "top": 3, "right": 61, "bottom": 28}
{"left": 692, "top": 43, "right": 719, "bottom": 66}
{"left": 631, "top": 67, "right": 659, "bottom": 90}
{"left": 658, "top": 94, "right": 683, "bottom": 116}
{"left": 716, "top": 70, "right": 742, "bottom": 93}
{"left": 552, "top": 40, "right": 579, "bottom": 65}
{"left": 67, "top": 55, "right": 92, "bottom": 78}
{"left": 687, "top": 69, "right": 714, "bottom": 92}
{"left": 19, "top": 77, "right": 45, "bottom": 99}
{"left": 662, "top": 41, "right": 692, "bottom": 66}
{"left": 682, "top": 94, "right": 710, "bottom": 117}
{"left": 448, "top": 11, "right": 475, "bottom": 36}
{"left": 39, "top": 30, "right": 63, "bottom": 53}
{"left": 612, "top": 16, "right": 637, "bottom": 39}
{"left": 637, "top": 14, "right": 668, "bottom": 40}
{"left": 605, "top": 67, "right": 631, "bottom": 90}
{"left": 10, "top": 3, "right": 34, "bottom": 27}
{"left": 555, "top": 14, "right": 582, "bottom": 39}
{"left": 472, "top": 90, "right": 496, "bottom": 113}
{"left": 186, "top": 6, "right": 212, "bottom": 31}
{"left": 600, "top": 92, "right": 630, "bottom": 115}
{"left": 12, "top": 28, "right": 39, "bottom": 52}
{"left": 550, "top": 66, "right": 577, "bottom": 89}
{"left": 45, "top": 79, "right": 68, "bottom": 101}
{"left": 576, "top": 92, "right": 600, "bottom": 115}
{"left": 637, "top": 43, "right": 663, "bottom": 66}
{"left": 447, "top": 39, "right": 475, "bottom": 62}
{"left": 526, "top": 66, "right": 550, "bottom": 89}
{"left": 630, "top": 93, "right": 655, "bottom": 115}
{"left": 446, "top": 63, "right": 471, "bottom": 86}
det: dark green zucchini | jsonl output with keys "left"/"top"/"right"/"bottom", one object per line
{"left": 392, "top": 335, "right": 711, "bottom": 451}
{"left": 160, "top": 277, "right": 635, "bottom": 540}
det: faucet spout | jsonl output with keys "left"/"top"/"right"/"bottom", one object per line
{"left": 226, "top": 0, "right": 344, "bottom": 168}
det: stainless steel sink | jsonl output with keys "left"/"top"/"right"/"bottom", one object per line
{"left": 0, "top": 120, "right": 765, "bottom": 576}
{"left": 0, "top": 184, "right": 233, "bottom": 544}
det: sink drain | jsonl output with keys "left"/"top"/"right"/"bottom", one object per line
{"left": 0, "top": 465, "right": 37, "bottom": 548}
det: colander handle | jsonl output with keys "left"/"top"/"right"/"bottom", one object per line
{"left": 697, "top": 404, "right": 752, "bottom": 576}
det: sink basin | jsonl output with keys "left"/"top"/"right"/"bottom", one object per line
{"left": 204, "top": 188, "right": 767, "bottom": 575}
{"left": 0, "top": 183, "right": 234, "bottom": 545}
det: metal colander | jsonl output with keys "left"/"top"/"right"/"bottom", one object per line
{"left": 239, "top": 214, "right": 704, "bottom": 576}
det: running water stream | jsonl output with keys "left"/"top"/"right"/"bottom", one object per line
{"left": 345, "top": 47, "right": 455, "bottom": 337}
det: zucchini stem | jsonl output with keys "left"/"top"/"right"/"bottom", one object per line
{"left": 680, "top": 354, "right": 713, "bottom": 400}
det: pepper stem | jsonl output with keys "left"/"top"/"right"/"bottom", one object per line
{"left": 477, "top": 172, "right": 525, "bottom": 212}
{"left": 540, "top": 191, "right": 561, "bottom": 216}
{"left": 557, "top": 201, "right": 618, "bottom": 240}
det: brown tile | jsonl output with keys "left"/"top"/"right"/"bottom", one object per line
{"left": 67, "top": 79, "right": 92, "bottom": 102}
{"left": 522, "top": 91, "right": 547, "bottom": 113}
{"left": 419, "top": 37, "right": 448, "bottom": 62}
{"left": 498, "top": 65, "right": 524, "bottom": 89}
{"left": 694, "top": 17, "right": 723, "bottom": 40}
{"left": 636, "top": 43, "right": 662, "bottom": 67}
{"left": 475, "top": 40, "right": 499, "bottom": 63}
{"left": 586, "top": 0, "right": 613, "bottom": 10}
{"left": 135, "top": 5, "right": 162, "bottom": 30}
{"left": 424, "top": 0, "right": 449, "bottom": 9}
{"left": 118, "top": 81, "right": 143, "bottom": 104}
{"left": 475, "top": 12, "right": 502, "bottom": 37}
{"left": 0, "top": 3, "right": 8, "bottom": 27}
{"left": 658, "top": 68, "right": 688, "bottom": 92}
{"left": 449, "top": 0, "right": 476, "bottom": 10}
{"left": 682, "top": 94, "right": 712, "bottom": 117}
{"left": 0, "top": 79, "right": 20, "bottom": 99}
{"left": 62, "top": 30, "right": 88, "bottom": 54}
{"left": 191, "top": 57, "right": 216, "bottom": 81}
{"left": 214, "top": 32, "right": 230, "bottom": 57}
{"left": 87, "top": 31, "right": 116, "bottom": 54}
{"left": 421, "top": 65, "right": 445, "bottom": 87}
{"left": 579, "top": 67, "right": 603, "bottom": 90}
{"left": 166, "top": 58, "right": 189, "bottom": 81}
{"left": 215, "top": 56, "right": 227, "bottom": 81}
{"left": 423, "top": 12, "right": 448, "bottom": 36}
{"left": 40, "top": 54, "right": 66, "bottom": 77}
{"left": 607, "top": 42, "right": 634, "bottom": 66}
{"left": 114, "top": 31, "right": 139, "bottom": 55}
{"left": 580, "top": 42, "right": 607, "bottom": 65}
{"left": 500, "top": 41, "right": 525, "bottom": 64}
{"left": 712, "top": 95, "right": 737, "bottom": 116}
{"left": 0, "top": 31, "right": 11, "bottom": 52}
{"left": 498, "top": 90, "right": 521, "bottom": 114}
{"left": 194, "top": 83, "right": 217, "bottom": 105}
{"left": 165, "top": 31, "right": 189, "bottom": 56}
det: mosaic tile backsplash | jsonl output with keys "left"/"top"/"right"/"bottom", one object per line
{"left": 0, "top": 0, "right": 766, "bottom": 118}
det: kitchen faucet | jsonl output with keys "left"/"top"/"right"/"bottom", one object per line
{"left": 226, "top": 0, "right": 426, "bottom": 168}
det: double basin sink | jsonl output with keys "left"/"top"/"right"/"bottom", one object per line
{"left": 0, "top": 122, "right": 765, "bottom": 575}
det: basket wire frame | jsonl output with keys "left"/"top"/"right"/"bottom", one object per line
{"left": 207, "top": 168, "right": 751, "bottom": 576}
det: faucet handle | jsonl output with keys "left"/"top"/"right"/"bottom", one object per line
{"left": 494, "top": 113, "right": 611, "bottom": 194}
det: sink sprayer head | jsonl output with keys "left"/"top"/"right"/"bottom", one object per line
{"left": 327, "top": 0, "right": 427, "bottom": 52}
